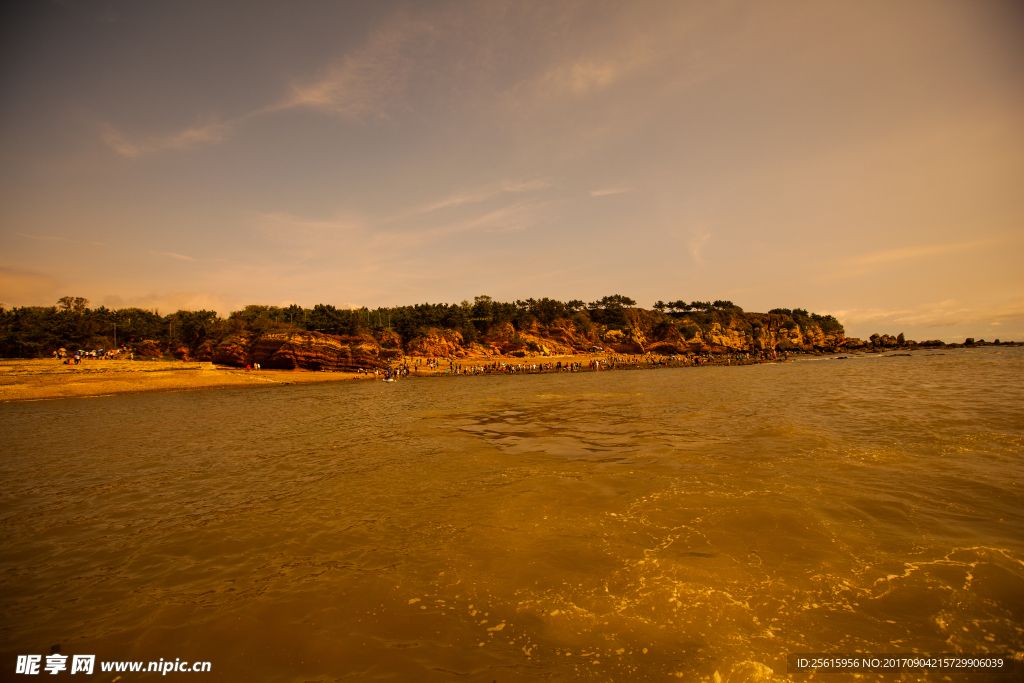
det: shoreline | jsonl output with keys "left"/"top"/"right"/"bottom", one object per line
{"left": 0, "top": 359, "right": 371, "bottom": 403}
{"left": 0, "top": 348, "right": 952, "bottom": 403}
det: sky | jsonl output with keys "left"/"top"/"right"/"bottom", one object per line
{"left": 1, "top": 0, "right": 1021, "bottom": 343}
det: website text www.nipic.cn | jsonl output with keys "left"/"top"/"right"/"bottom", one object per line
{"left": 16, "top": 654, "right": 212, "bottom": 675}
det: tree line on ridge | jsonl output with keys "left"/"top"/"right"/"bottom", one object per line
{"left": 0, "top": 294, "right": 843, "bottom": 358}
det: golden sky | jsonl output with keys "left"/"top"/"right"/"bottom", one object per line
{"left": 1, "top": 0, "right": 1021, "bottom": 341}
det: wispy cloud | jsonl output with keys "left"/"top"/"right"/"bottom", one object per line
{"left": 254, "top": 212, "right": 357, "bottom": 233}
{"left": 394, "top": 179, "right": 551, "bottom": 219}
{"left": 100, "top": 4, "right": 674, "bottom": 159}
{"left": 16, "top": 232, "right": 70, "bottom": 242}
{"left": 102, "top": 290, "right": 242, "bottom": 317}
{"left": 103, "top": 119, "right": 240, "bottom": 158}
{"left": 590, "top": 186, "right": 630, "bottom": 197}
{"left": 532, "top": 60, "right": 623, "bottom": 99}
{"left": 271, "top": 16, "right": 433, "bottom": 118}
{"left": 248, "top": 192, "right": 553, "bottom": 273}
{"left": 0, "top": 266, "right": 60, "bottom": 302}
{"left": 102, "top": 14, "right": 433, "bottom": 158}
{"left": 688, "top": 231, "right": 711, "bottom": 264}
{"left": 15, "top": 232, "right": 106, "bottom": 247}
{"left": 849, "top": 237, "right": 1004, "bottom": 265}
{"left": 465, "top": 199, "right": 548, "bottom": 233}
{"left": 828, "top": 297, "right": 1024, "bottom": 332}
{"left": 158, "top": 251, "right": 195, "bottom": 262}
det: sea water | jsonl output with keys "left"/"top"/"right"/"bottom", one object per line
{"left": 1, "top": 347, "right": 1021, "bottom": 681}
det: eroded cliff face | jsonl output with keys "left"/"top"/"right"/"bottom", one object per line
{"left": 406, "top": 329, "right": 466, "bottom": 358}
{"left": 613, "top": 310, "right": 847, "bottom": 355}
{"left": 192, "top": 331, "right": 385, "bottom": 370}
{"left": 477, "top": 321, "right": 574, "bottom": 356}
{"left": 252, "top": 331, "right": 383, "bottom": 370}
{"left": 461, "top": 309, "right": 853, "bottom": 357}
{"left": 181, "top": 307, "right": 930, "bottom": 367}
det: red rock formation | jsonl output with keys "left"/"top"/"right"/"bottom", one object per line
{"left": 482, "top": 322, "right": 525, "bottom": 355}
{"left": 186, "top": 305, "right": 858, "bottom": 365}
{"left": 645, "top": 340, "right": 686, "bottom": 355}
{"left": 406, "top": 329, "right": 465, "bottom": 358}
{"left": 210, "top": 335, "right": 249, "bottom": 366}
{"left": 198, "top": 331, "right": 384, "bottom": 370}
{"left": 543, "top": 318, "right": 596, "bottom": 352}
{"left": 133, "top": 340, "right": 165, "bottom": 357}
{"left": 841, "top": 337, "right": 868, "bottom": 350}
{"left": 250, "top": 331, "right": 384, "bottom": 370}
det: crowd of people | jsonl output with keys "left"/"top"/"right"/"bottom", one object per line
{"left": 368, "top": 348, "right": 790, "bottom": 380}
{"left": 53, "top": 346, "right": 132, "bottom": 365}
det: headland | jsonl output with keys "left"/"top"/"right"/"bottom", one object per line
{"left": 2, "top": 295, "right": 1016, "bottom": 402}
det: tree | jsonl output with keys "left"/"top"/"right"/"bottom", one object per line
{"left": 588, "top": 294, "right": 636, "bottom": 309}
{"left": 471, "top": 295, "right": 494, "bottom": 325}
{"left": 284, "top": 304, "right": 304, "bottom": 325}
{"left": 57, "top": 296, "right": 89, "bottom": 313}
{"left": 169, "top": 310, "right": 218, "bottom": 346}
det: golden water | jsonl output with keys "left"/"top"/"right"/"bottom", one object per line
{"left": 2, "top": 348, "right": 1022, "bottom": 681}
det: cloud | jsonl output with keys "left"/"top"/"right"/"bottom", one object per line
{"left": 246, "top": 191, "right": 553, "bottom": 280}
{"left": 15, "top": 232, "right": 70, "bottom": 242}
{"left": 396, "top": 179, "right": 551, "bottom": 218}
{"left": 159, "top": 251, "right": 195, "bottom": 262}
{"left": 590, "top": 186, "right": 630, "bottom": 197}
{"left": 255, "top": 211, "right": 357, "bottom": 233}
{"left": 533, "top": 60, "right": 623, "bottom": 99}
{"left": 102, "top": 291, "right": 243, "bottom": 317}
{"left": 99, "top": 3, "right": 680, "bottom": 159}
{"left": 103, "top": 13, "right": 435, "bottom": 158}
{"left": 103, "top": 119, "right": 240, "bottom": 158}
{"left": 688, "top": 231, "right": 711, "bottom": 264}
{"left": 0, "top": 267, "right": 60, "bottom": 305}
{"left": 849, "top": 237, "right": 1005, "bottom": 265}
{"left": 828, "top": 298, "right": 1024, "bottom": 331}
{"left": 391, "top": 197, "right": 551, "bottom": 241}
{"left": 465, "top": 199, "right": 548, "bottom": 233}
{"left": 273, "top": 16, "right": 433, "bottom": 118}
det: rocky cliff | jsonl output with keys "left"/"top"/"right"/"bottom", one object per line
{"left": 180, "top": 331, "right": 386, "bottom": 370}
{"left": 168, "top": 305, "right": 942, "bottom": 368}
{"left": 9, "top": 297, "right": 1013, "bottom": 362}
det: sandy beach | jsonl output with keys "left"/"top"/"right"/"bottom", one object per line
{"left": 0, "top": 358, "right": 370, "bottom": 402}
{"left": 0, "top": 352, "right": 700, "bottom": 402}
